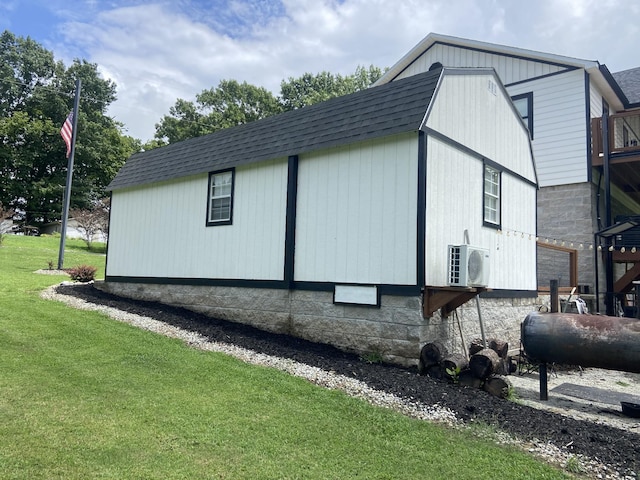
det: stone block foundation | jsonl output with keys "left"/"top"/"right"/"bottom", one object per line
{"left": 96, "top": 281, "right": 546, "bottom": 367}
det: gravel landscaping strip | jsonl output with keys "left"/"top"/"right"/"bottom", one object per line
{"left": 43, "top": 282, "right": 639, "bottom": 479}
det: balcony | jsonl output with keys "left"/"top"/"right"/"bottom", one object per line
{"left": 592, "top": 111, "right": 640, "bottom": 205}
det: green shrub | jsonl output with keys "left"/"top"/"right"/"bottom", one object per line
{"left": 67, "top": 265, "right": 97, "bottom": 282}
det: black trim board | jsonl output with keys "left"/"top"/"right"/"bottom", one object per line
{"left": 584, "top": 72, "right": 593, "bottom": 182}
{"left": 390, "top": 39, "right": 579, "bottom": 84}
{"left": 600, "top": 64, "right": 631, "bottom": 108}
{"left": 104, "top": 276, "right": 423, "bottom": 297}
{"left": 103, "top": 275, "right": 537, "bottom": 299}
{"left": 284, "top": 155, "right": 298, "bottom": 288}
{"left": 504, "top": 68, "right": 579, "bottom": 88}
{"left": 423, "top": 127, "right": 538, "bottom": 188}
{"left": 105, "top": 276, "right": 287, "bottom": 290}
{"left": 416, "top": 131, "right": 427, "bottom": 288}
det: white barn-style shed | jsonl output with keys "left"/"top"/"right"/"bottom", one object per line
{"left": 101, "top": 67, "right": 538, "bottom": 365}
{"left": 374, "top": 33, "right": 640, "bottom": 304}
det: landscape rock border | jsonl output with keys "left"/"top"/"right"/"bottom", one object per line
{"left": 43, "top": 282, "right": 639, "bottom": 479}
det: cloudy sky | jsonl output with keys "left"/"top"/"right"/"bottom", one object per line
{"left": 1, "top": 0, "right": 638, "bottom": 141}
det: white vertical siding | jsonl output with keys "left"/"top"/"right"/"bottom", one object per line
{"left": 107, "top": 158, "right": 289, "bottom": 280}
{"left": 396, "top": 44, "right": 566, "bottom": 85}
{"left": 295, "top": 134, "right": 418, "bottom": 285}
{"left": 425, "top": 137, "right": 537, "bottom": 290}
{"left": 425, "top": 72, "right": 536, "bottom": 183}
{"left": 507, "top": 69, "right": 588, "bottom": 186}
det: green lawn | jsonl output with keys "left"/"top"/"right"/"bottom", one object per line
{"left": 0, "top": 235, "right": 571, "bottom": 479}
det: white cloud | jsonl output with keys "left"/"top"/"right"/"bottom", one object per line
{"left": 42, "top": 0, "right": 640, "bottom": 141}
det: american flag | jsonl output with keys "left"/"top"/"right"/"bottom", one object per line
{"left": 60, "top": 112, "right": 73, "bottom": 158}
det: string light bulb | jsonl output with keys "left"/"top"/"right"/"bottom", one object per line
{"left": 633, "top": 247, "right": 637, "bottom": 254}
{"left": 621, "top": 246, "right": 626, "bottom": 253}
{"left": 609, "top": 245, "right": 614, "bottom": 252}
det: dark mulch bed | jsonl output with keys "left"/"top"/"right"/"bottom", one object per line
{"left": 57, "top": 283, "right": 639, "bottom": 475}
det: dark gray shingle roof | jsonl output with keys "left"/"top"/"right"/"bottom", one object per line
{"left": 613, "top": 67, "right": 640, "bottom": 105}
{"left": 108, "top": 69, "right": 441, "bottom": 190}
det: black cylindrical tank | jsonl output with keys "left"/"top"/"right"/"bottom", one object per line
{"left": 521, "top": 312, "right": 640, "bottom": 373}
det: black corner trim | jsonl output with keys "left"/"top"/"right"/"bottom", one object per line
{"left": 284, "top": 155, "right": 299, "bottom": 288}
{"left": 417, "top": 131, "right": 427, "bottom": 288}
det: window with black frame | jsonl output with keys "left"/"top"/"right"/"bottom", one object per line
{"left": 207, "top": 169, "right": 234, "bottom": 226}
{"left": 512, "top": 92, "right": 533, "bottom": 139}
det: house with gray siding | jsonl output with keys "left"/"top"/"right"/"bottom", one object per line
{"left": 375, "top": 33, "right": 640, "bottom": 314}
{"left": 101, "top": 67, "right": 537, "bottom": 365}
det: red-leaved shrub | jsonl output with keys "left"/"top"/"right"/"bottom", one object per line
{"left": 67, "top": 265, "right": 97, "bottom": 282}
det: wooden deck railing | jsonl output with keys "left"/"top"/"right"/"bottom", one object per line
{"left": 592, "top": 111, "right": 640, "bottom": 165}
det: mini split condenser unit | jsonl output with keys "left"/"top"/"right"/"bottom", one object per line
{"left": 448, "top": 245, "right": 490, "bottom": 287}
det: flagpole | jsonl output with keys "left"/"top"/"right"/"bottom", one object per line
{"left": 57, "top": 78, "right": 82, "bottom": 270}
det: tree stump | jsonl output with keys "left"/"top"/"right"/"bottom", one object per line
{"left": 468, "top": 338, "right": 485, "bottom": 356}
{"left": 489, "top": 338, "right": 509, "bottom": 359}
{"left": 442, "top": 353, "right": 468, "bottom": 382}
{"left": 484, "top": 375, "right": 512, "bottom": 399}
{"left": 419, "top": 341, "right": 448, "bottom": 369}
{"left": 469, "top": 348, "right": 500, "bottom": 379}
{"left": 425, "top": 364, "right": 445, "bottom": 380}
{"left": 458, "top": 370, "right": 483, "bottom": 389}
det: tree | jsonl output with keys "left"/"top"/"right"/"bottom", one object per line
{"left": 70, "top": 197, "right": 110, "bottom": 249}
{"left": 154, "top": 81, "right": 282, "bottom": 144}
{"left": 0, "top": 30, "right": 138, "bottom": 225}
{"left": 279, "top": 65, "right": 384, "bottom": 110}
{"left": 0, "top": 202, "right": 13, "bottom": 246}
{"left": 152, "top": 65, "right": 384, "bottom": 146}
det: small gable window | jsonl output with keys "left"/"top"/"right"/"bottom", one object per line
{"left": 511, "top": 92, "right": 533, "bottom": 139}
{"left": 483, "top": 164, "right": 501, "bottom": 228}
{"left": 207, "top": 169, "right": 234, "bottom": 226}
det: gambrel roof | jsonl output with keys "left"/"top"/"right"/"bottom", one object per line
{"left": 108, "top": 68, "right": 442, "bottom": 191}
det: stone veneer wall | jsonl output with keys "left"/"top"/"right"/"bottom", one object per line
{"left": 536, "top": 182, "right": 598, "bottom": 291}
{"left": 96, "top": 281, "right": 546, "bottom": 366}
